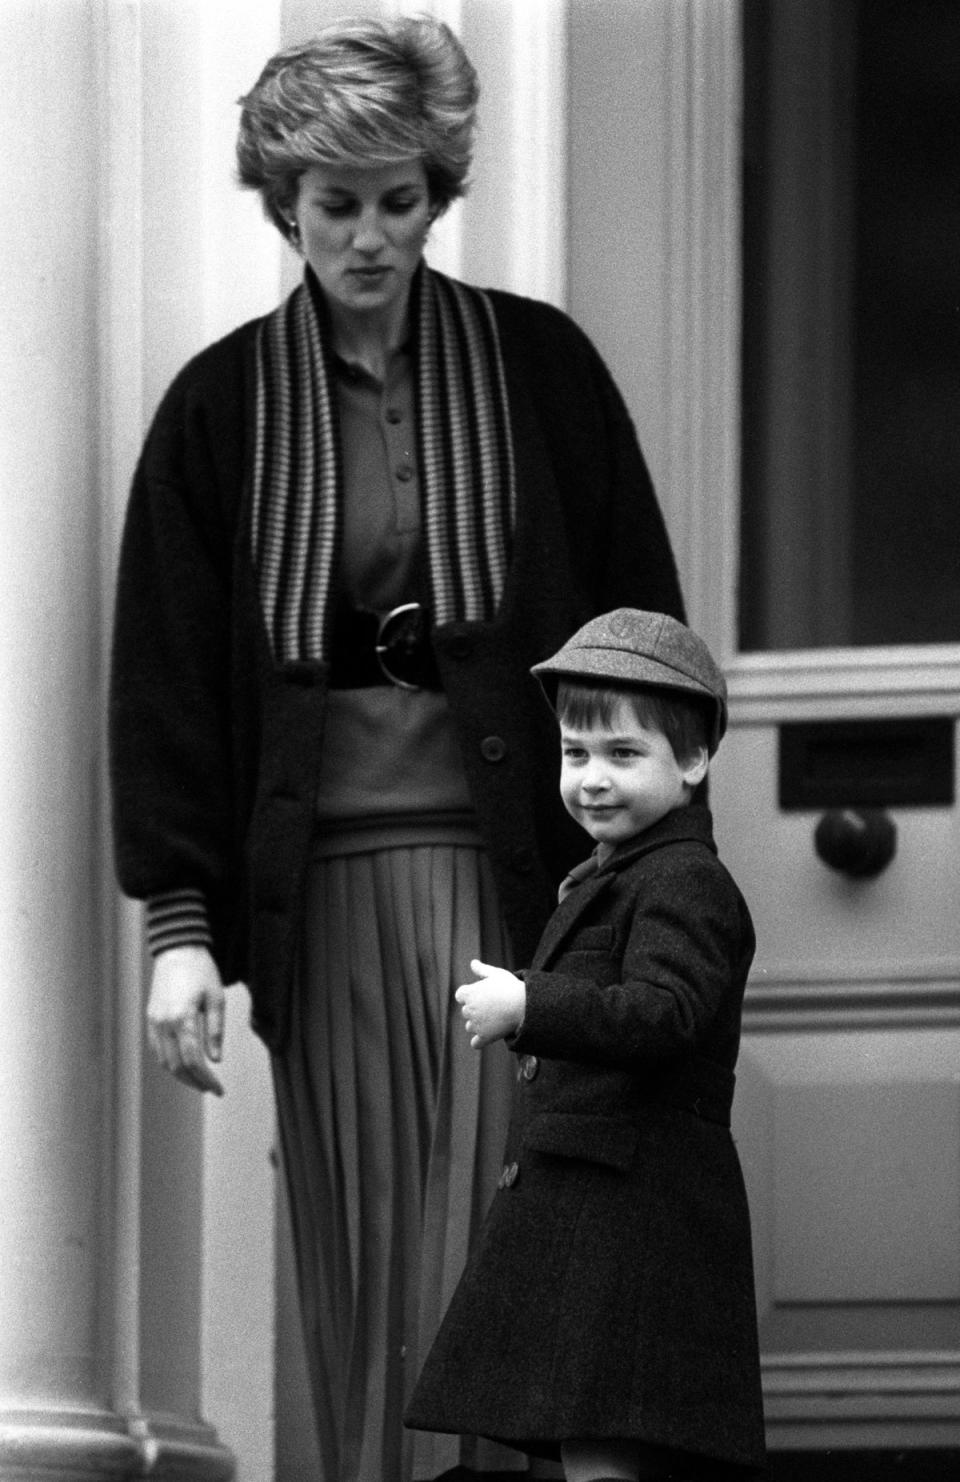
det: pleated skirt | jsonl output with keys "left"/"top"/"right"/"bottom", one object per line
{"left": 272, "top": 834, "right": 539, "bottom": 1482}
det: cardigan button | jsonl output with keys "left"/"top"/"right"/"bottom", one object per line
{"left": 518, "top": 1054, "right": 539, "bottom": 1082}
{"left": 480, "top": 735, "right": 507, "bottom": 763}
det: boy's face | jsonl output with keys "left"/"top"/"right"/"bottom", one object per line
{"left": 559, "top": 697, "right": 708, "bottom": 848}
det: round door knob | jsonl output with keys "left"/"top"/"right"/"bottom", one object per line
{"left": 814, "top": 807, "right": 897, "bottom": 879}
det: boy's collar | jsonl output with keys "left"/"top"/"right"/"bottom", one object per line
{"left": 596, "top": 802, "right": 716, "bottom": 873}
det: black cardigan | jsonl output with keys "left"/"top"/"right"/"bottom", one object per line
{"left": 109, "top": 286, "right": 685, "bottom": 1049}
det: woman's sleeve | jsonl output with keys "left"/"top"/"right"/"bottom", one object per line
{"left": 108, "top": 373, "right": 242, "bottom": 927}
{"left": 503, "top": 293, "right": 686, "bottom": 625}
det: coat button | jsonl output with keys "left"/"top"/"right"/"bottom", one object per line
{"left": 498, "top": 1161, "right": 519, "bottom": 1189}
{"left": 518, "top": 1054, "right": 539, "bottom": 1082}
{"left": 385, "top": 406, "right": 403, "bottom": 424}
{"left": 395, "top": 461, "right": 414, "bottom": 482}
{"left": 480, "top": 735, "right": 507, "bottom": 763}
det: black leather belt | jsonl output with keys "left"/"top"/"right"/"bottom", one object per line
{"left": 328, "top": 603, "right": 442, "bottom": 691}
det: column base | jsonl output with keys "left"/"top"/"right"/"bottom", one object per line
{"left": 0, "top": 1407, "right": 234, "bottom": 1480}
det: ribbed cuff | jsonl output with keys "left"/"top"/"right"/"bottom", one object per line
{"left": 146, "top": 887, "right": 214, "bottom": 957}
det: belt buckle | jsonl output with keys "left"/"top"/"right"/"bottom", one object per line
{"left": 375, "top": 602, "right": 434, "bottom": 691}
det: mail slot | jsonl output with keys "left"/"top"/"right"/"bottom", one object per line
{"left": 779, "top": 717, "right": 955, "bottom": 810}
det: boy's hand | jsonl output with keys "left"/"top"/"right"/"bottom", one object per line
{"left": 455, "top": 959, "right": 526, "bottom": 1049}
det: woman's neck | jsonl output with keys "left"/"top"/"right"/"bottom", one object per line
{"left": 328, "top": 297, "right": 410, "bottom": 381}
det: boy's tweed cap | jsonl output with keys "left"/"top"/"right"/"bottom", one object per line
{"left": 532, "top": 608, "right": 728, "bottom": 753}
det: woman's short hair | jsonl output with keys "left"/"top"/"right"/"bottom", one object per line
{"left": 236, "top": 15, "right": 479, "bottom": 237}
{"left": 556, "top": 681, "right": 713, "bottom": 766}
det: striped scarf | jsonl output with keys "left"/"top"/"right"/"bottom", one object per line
{"left": 250, "top": 265, "right": 517, "bottom": 665}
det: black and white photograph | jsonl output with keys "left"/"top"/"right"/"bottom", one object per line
{"left": 1, "top": 3, "right": 958, "bottom": 1481}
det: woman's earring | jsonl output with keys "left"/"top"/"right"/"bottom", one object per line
{"left": 287, "top": 219, "right": 301, "bottom": 249}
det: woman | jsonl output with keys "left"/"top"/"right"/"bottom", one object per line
{"left": 109, "top": 16, "right": 686, "bottom": 1482}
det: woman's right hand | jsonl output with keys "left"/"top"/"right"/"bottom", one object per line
{"left": 146, "top": 945, "right": 226, "bottom": 1096}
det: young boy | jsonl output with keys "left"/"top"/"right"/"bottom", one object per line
{"left": 405, "top": 610, "right": 766, "bottom": 1482}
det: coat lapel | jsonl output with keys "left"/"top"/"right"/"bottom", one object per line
{"left": 530, "top": 806, "right": 718, "bottom": 971}
{"left": 530, "top": 869, "right": 614, "bottom": 969}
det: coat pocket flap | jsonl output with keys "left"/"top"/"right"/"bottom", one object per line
{"left": 522, "top": 1113, "right": 638, "bottom": 1171}
{"left": 569, "top": 923, "right": 615, "bottom": 951}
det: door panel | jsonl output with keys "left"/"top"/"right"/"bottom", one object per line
{"left": 739, "top": 1028, "right": 960, "bottom": 1311}
{"left": 716, "top": 712, "right": 960, "bottom": 1446}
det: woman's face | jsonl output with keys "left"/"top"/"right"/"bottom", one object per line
{"left": 291, "top": 161, "right": 432, "bottom": 327}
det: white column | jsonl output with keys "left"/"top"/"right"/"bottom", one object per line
{"left": 459, "top": 0, "right": 568, "bottom": 306}
{"left": 0, "top": 0, "right": 132, "bottom": 1472}
{"left": 0, "top": 1, "right": 279, "bottom": 1477}
{"left": 0, "top": 0, "right": 204, "bottom": 1473}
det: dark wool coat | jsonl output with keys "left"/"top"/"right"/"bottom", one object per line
{"left": 109, "top": 287, "right": 684, "bottom": 1049}
{"left": 406, "top": 806, "right": 766, "bottom": 1478}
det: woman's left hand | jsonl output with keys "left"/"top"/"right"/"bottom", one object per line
{"left": 146, "top": 945, "right": 226, "bottom": 1095}
{"left": 455, "top": 960, "right": 526, "bottom": 1049}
